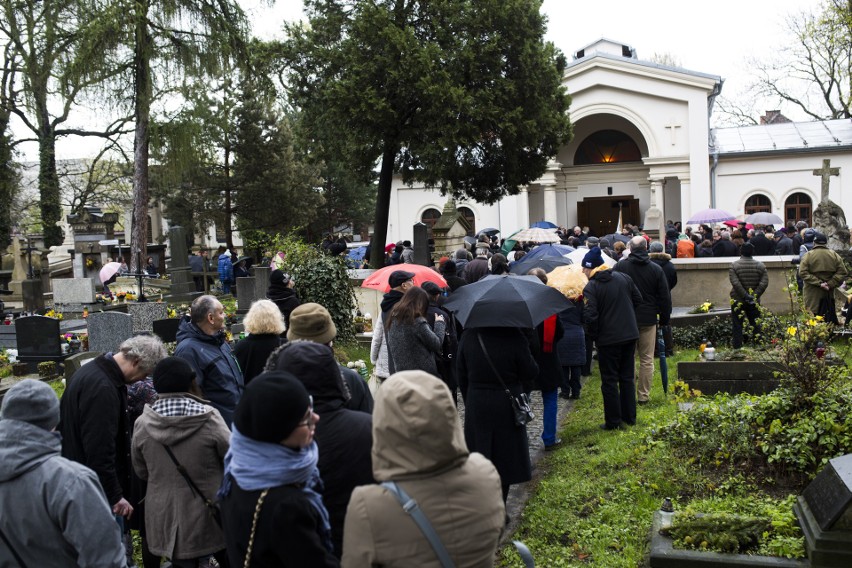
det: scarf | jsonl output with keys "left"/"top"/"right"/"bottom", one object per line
{"left": 218, "top": 427, "right": 333, "bottom": 552}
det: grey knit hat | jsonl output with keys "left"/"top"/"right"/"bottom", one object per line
{"left": 1, "top": 379, "right": 60, "bottom": 431}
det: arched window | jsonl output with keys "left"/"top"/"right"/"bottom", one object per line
{"left": 785, "top": 193, "right": 812, "bottom": 226}
{"left": 744, "top": 194, "right": 771, "bottom": 215}
{"left": 458, "top": 206, "right": 476, "bottom": 237}
{"left": 574, "top": 130, "right": 642, "bottom": 165}
{"left": 420, "top": 208, "right": 441, "bottom": 237}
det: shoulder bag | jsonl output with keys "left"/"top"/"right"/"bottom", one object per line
{"left": 476, "top": 332, "right": 535, "bottom": 427}
{"left": 162, "top": 444, "right": 222, "bottom": 528}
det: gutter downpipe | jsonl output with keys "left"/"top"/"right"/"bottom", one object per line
{"left": 707, "top": 79, "right": 723, "bottom": 209}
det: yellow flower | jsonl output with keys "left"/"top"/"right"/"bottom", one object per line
{"left": 807, "top": 319, "right": 817, "bottom": 327}
{"left": 787, "top": 326, "right": 797, "bottom": 336}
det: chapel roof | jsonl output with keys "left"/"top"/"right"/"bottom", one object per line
{"left": 711, "top": 119, "right": 852, "bottom": 155}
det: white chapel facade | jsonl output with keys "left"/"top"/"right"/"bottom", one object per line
{"left": 386, "top": 38, "right": 852, "bottom": 242}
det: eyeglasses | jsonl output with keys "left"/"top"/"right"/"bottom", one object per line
{"left": 297, "top": 396, "right": 316, "bottom": 429}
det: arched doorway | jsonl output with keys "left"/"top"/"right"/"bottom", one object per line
{"left": 744, "top": 194, "right": 771, "bottom": 215}
{"left": 420, "top": 208, "right": 441, "bottom": 238}
{"left": 458, "top": 206, "right": 476, "bottom": 237}
{"left": 785, "top": 193, "right": 812, "bottom": 226}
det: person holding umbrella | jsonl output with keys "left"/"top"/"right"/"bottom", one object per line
{"left": 581, "top": 247, "right": 643, "bottom": 430}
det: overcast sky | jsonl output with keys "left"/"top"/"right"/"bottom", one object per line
{"left": 20, "top": 0, "right": 825, "bottom": 161}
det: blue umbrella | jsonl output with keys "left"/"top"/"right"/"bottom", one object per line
{"left": 525, "top": 243, "right": 575, "bottom": 259}
{"left": 509, "top": 256, "right": 573, "bottom": 275}
{"left": 347, "top": 246, "right": 368, "bottom": 261}
{"left": 531, "top": 220, "right": 558, "bottom": 229}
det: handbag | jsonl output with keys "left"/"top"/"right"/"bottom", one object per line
{"left": 161, "top": 444, "right": 222, "bottom": 528}
{"left": 477, "top": 332, "right": 535, "bottom": 427}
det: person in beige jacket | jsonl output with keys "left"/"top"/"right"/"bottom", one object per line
{"left": 341, "top": 370, "right": 505, "bottom": 567}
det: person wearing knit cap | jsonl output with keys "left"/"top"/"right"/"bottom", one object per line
{"left": 0, "top": 380, "right": 125, "bottom": 567}
{"left": 219, "top": 372, "right": 337, "bottom": 568}
{"left": 729, "top": 243, "right": 769, "bottom": 348}
{"left": 799, "top": 231, "right": 848, "bottom": 322}
{"left": 266, "top": 268, "right": 301, "bottom": 329}
{"left": 440, "top": 259, "right": 467, "bottom": 292}
{"left": 288, "top": 302, "right": 374, "bottom": 413}
{"left": 265, "top": 341, "right": 374, "bottom": 558}
{"left": 132, "top": 357, "right": 231, "bottom": 566}
{"left": 582, "top": 245, "right": 643, "bottom": 430}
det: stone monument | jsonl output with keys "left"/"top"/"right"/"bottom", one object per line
{"left": 66, "top": 206, "right": 119, "bottom": 280}
{"left": 412, "top": 222, "right": 430, "bottom": 266}
{"left": 431, "top": 199, "right": 472, "bottom": 262}
{"left": 794, "top": 452, "right": 852, "bottom": 567}
{"left": 812, "top": 159, "right": 850, "bottom": 252}
{"left": 164, "top": 226, "right": 199, "bottom": 302}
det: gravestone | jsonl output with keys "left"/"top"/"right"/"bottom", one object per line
{"left": 794, "top": 453, "right": 852, "bottom": 567}
{"left": 412, "top": 222, "right": 431, "bottom": 266}
{"left": 165, "top": 226, "right": 199, "bottom": 301}
{"left": 812, "top": 159, "right": 850, "bottom": 252}
{"left": 87, "top": 311, "right": 133, "bottom": 354}
{"left": 431, "top": 199, "right": 471, "bottom": 263}
{"left": 127, "top": 303, "right": 167, "bottom": 333}
{"left": 21, "top": 279, "right": 45, "bottom": 313}
{"left": 235, "top": 277, "right": 256, "bottom": 313}
{"left": 253, "top": 266, "right": 270, "bottom": 304}
{"left": 15, "top": 315, "right": 68, "bottom": 372}
{"left": 64, "top": 351, "right": 101, "bottom": 380}
{"left": 53, "top": 277, "right": 97, "bottom": 305}
{"left": 152, "top": 318, "right": 181, "bottom": 343}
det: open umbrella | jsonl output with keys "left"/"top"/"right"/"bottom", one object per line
{"left": 509, "top": 227, "right": 562, "bottom": 244}
{"left": 361, "top": 264, "right": 447, "bottom": 293}
{"left": 565, "top": 248, "right": 617, "bottom": 268}
{"left": 687, "top": 208, "right": 735, "bottom": 224}
{"left": 530, "top": 220, "right": 558, "bottom": 229}
{"left": 745, "top": 212, "right": 784, "bottom": 226}
{"left": 603, "top": 233, "right": 630, "bottom": 244}
{"left": 99, "top": 262, "right": 122, "bottom": 286}
{"left": 442, "top": 274, "right": 571, "bottom": 328}
{"left": 509, "top": 243, "right": 574, "bottom": 274}
{"left": 722, "top": 220, "right": 754, "bottom": 230}
{"left": 509, "top": 256, "right": 573, "bottom": 275}
{"left": 477, "top": 227, "right": 500, "bottom": 237}
{"left": 347, "top": 246, "right": 368, "bottom": 261}
{"left": 525, "top": 243, "right": 575, "bottom": 259}
{"left": 547, "top": 265, "right": 588, "bottom": 300}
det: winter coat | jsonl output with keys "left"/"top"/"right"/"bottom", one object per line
{"left": 556, "top": 299, "right": 586, "bottom": 367}
{"left": 341, "top": 371, "right": 504, "bottom": 568}
{"left": 339, "top": 365, "right": 374, "bottom": 413}
{"left": 463, "top": 258, "right": 489, "bottom": 283}
{"left": 386, "top": 316, "right": 445, "bottom": 376}
{"left": 533, "top": 315, "right": 565, "bottom": 392}
{"left": 443, "top": 273, "right": 467, "bottom": 292}
{"left": 59, "top": 354, "right": 131, "bottom": 506}
{"left": 750, "top": 233, "right": 775, "bottom": 256}
{"left": 266, "top": 283, "right": 301, "bottom": 329}
{"left": 676, "top": 239, "right": 695, "bottom": 258}
{"left": 131, "top": 395, "right": 230, "bottom": 559}
{"left": 174, "top": 319, "right": 244, "bottom": 426}
{"left": 799, "top": 244, "right": 849, "bottom": 314}
{"left": 649, "top": 252, "right": 678, "bottom": 290}
{"left": 583, "top": 268, "right": 642, "bottom": 347}
{"left": 712, "top": 239, "right": 739, "bottom": 257}
{"left": 400, "top": 246, "right": 414, "bottom": 263}
{"left": 0, "top": 419, "right": 125, "bottom": 568}
{"left": 233, "top": 333, "right": 285, "bottom": 385}
{"left": 217, "top": 255, "right": 234, "bottom": 283}
{"left": 370, "top": 314, "right": 391, "bottom": 379}
{"left": 221, "top": 480, "right": 339, "bottom": 568}
{"left": 425, "top": 303, "right": 459, "bottom": 390}
{"left": 697, "top": 245, "right": 714, "bottom": 258}
{"left": 775, "top": 236, "right": 794, "bottom": 255}
{"left": 729, "top": 257, "right": 769, "bottom": 302}
{"left": 613, "top": 249, "right": 672, "bottom": 326}
{"left": 456, "top": 327, "right": 539, "bottom": 485}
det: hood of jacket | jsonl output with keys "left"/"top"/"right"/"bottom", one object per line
{"left": 649, "top": 252, "right": 672, "bottom": 262}
{"left": 0, "top": 419, "right": 60, "bottom": 482}
{"left": 380, "top": 289, "right": 405, "bottom": 314}
{"left": 372, "top": 370, "right": 468, "bottom": 481}
{"left": 266, "top": 282, "right": 296, "bottom": 302}
{"left": 137, "top": 395, "right": 219, "bottom": 445}
{"left": 176, "top": 318, "right": 224, "bottom": 346}
{"left": 625, "top": 248, "right": 650, "bottom": 264}
{"left": 265, "top": 341, "right": 349, "bottom": 412}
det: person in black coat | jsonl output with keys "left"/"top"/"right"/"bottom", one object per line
{"left": 233, "top": 299, "right": 286, "bottom": 385}
{"left": 219, "top": 373, "right": 338, "bottom": 567}
{"left": 582, "top": 248, "right": 642, "bottom": 430}
{"left": 749, "top": 230, "right": 775, "bottom": 256}
{"left": 265, "top": 342, "right": 374, "bottom": 559}
{"left": 711, "top": 230, "right": 739, "bottom": 257}
{"left": 266, "top": 269, "right": 301, "bottom": 330}
{"left": 457, "top": 326, "right": 538, "bottom": 504}
{"left": 440, "top": 259, "right": 467, "bottom": 292}
{"left": 421, "top": 281, "right": 459, "bottom": 404}
{"left": 774, "top": 230, "right": 794, "bottom": 255}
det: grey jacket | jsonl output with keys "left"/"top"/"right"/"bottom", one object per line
{"left": 729, "top": 257, "right": 769, "bottom": 302}
{"left": 0, "top": 419, "right": 124, "bottom": 567}
{"left": 386, "top": 317, "right": 445, "bottom": 376}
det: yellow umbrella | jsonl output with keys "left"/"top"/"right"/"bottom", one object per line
{"left": 546, "top": 264, "right": 588, "bottom": 300}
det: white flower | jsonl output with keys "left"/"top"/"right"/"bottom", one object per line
{"left": 347, "top": 361, "right": 355, "bottom": 368}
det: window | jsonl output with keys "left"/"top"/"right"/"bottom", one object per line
{"left": 458, "top": 207, "right": 476, "bottom": 237}
{"left": 574, "top": 130, "right": 642, "bottom": 165}
{"left": 420, "top": 208, "right": 441, "bottom": 237}
{"left": 785, "top": 193, "right": 812, "bottom": 226}
{"left": 744, "top": 194, "right": 771, "bottom": 215}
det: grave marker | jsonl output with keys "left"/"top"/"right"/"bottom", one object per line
{"left": 15, "top": 315, "right": 67, "bottom": 371}
{"left": 87, "top": 312, "right": 133, "bottom": 354}
{"left": 795, "top": 453, "right": 852, "bottom": 567}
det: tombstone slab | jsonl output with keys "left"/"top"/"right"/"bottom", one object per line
{"left": 15, "top": 315, "right": 68, "bottom": 372}
{"left": 87, "top": 312, "right": 133, "bottom": 354}
{"left": 127, "top": 303, "right": 167, "bottom": 333}
{"left": 794, "top": 453, "right": 852, "bottom": 567}
{"left": 236, "top": 277, "right": 256, "bottom": 313}
{"left": 53, "top": 278, "right": 97, "bottom": 305}
{"left": 152, "top": 318, "right": 181, "bottom": 344}
{"left": 253, "top": 266, "right": 270, "bottom": 303}
{"left": 413, "top": 222, "right": 430, "bottom": 266}
{"left": 64, "top": 351, "right": 102, "bottom": 380}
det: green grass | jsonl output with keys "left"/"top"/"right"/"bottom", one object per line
{"left": 497, "top": 349, "right": 799, "bottom": 567}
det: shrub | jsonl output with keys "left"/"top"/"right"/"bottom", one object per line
{"left": 672, "top": 316, "right": 732, "bottom": 348}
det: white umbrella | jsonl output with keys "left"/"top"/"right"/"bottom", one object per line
{"left": 565, "top": 248, "right": 617, "bottom": 268}
{"left": 745, "top": 212, "right": 784, "bottom": 226}
{"left": 510, "top": 227, "right": 562, "bottom": 243}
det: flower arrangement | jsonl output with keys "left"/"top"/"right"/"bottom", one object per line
{"left": 689, "top": 300, "right": 714, "bottom": 314}
{"left": 85, "top": 257, "right": 98, "bottom": 270}
{"left": 44, "top": 309, "right": 63, "bottom": 320}
{"left": 95, "top": 293, "right": 113, "bottom": 304}
{"left": 347, "top": 359, "right": 369, "bottom": 380}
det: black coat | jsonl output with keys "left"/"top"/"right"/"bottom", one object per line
{"left": 750, "top": 233, "right": 775, "bottom": 256}
{"left": 339, "top": 365, "right": 374, "bottom": 413}
{"left": 775, "top": 236, "right": 794, "bottom": 255}
{"left": 613, "top": 250, "right": 672, "bottom": 326}
{"left": 556, "top": 300, "right": 586, "bottom": 367}
{"left": 233, "top": 334, "right": 284, "bottom": 385}
{"left": 443, "top": 274, "right": 467, "bottom": 292}
{"left": 532, "top": 315, "right": 564, "bottom": 392}
{"left": 649, "top": 252, "right": 677, "bottom": 290}
{"left": 267, "top": 283, "right": 301, "bottom": 329}
{"left": 582, "top": 269, "right": 642, "bottom": 347}
{"left": 221, "top": 480, "right": 339, "bottom": 568}
{"left": 59, "top": 355, "right": 131, "bottom": 506}
{"left": 712, "top": 239, "right": 739, "bottom": 257}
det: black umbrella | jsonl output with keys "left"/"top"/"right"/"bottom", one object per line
{"left": 477, "top": 227, "right": 500, "bottom": 237}
{"left": 509, "top": 256, "right": 572, "bottom": 275}
{"left": 603, "top": 233, "right": 630, "bottom": 244}
{"left": 442, "top": 274, "right": 571, "bottom": 328}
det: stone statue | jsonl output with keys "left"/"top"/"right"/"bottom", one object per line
{"left": 812, "top": 159, "right": 849, "bottom": 251}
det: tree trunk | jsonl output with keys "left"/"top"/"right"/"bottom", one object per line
{"left": 0, "top": 117, "right": 14, "bottom": 250}
{"left": 36, "top": 116, "right": 62, "bottom": 248}
{"left": 224, "top": 146, "right": 234, "bottom": 251}
{"left": 130, "top": 0, "right": 152, "bottom": 273}
{"left": 370, "top": 143, "right": 397, "bottom": 269}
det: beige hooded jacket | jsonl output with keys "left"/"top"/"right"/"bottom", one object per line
{"left": 341, "top": 370, "right": 505, "bottom": 567}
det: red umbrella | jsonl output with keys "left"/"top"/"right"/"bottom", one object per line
{"left": 722, "top": 220, "right": 753, "bottom": 229}
{"left": 361, "top": 264, "right": 447, "bottom": 293}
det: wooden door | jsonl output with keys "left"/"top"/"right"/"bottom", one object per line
{"left": 578, "top": 197, "right": 640, "bottom": 236}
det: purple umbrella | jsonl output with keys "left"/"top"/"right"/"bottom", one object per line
{"left": 687, "top": 208, "right": 735, "bottom": 224}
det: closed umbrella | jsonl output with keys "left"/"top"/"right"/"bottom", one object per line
{"left": 745, "top": 212, "right": 784, "bottom": 226}
{"left": 687, "top": 208, "right": 736, "bottom": 224}
{"left": 442, "top": 274, "right": 571, "bottom": 328}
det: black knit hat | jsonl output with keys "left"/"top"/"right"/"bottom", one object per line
{"left": 152, "top": 357, "right": 196, "bottom": 394}
{"left": 441, "top": 259, "right": 457, "bottom": 275}
{"left": 814, "top": 232, "right": 828, "bottom": 245}
{"left": 421, "top": 281, "right": 442, "bottom": 296}
{"left": 582, "top": 247, "right": 604, "bottom": 269}
{"left": 234, "top": 371, "right": 311, "bottom": 443}
{"left": 741, "top": 242, "right": 755, "bottom": 257}
{"left": 270, "top": 269, "right": 291, "bottom": 286}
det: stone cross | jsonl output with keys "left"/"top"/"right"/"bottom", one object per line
{"left": 813, "top": 158, "right": 840, "bottom": 203}
{"left": 664, "top": 121, "right": 681, "bottom": 146}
